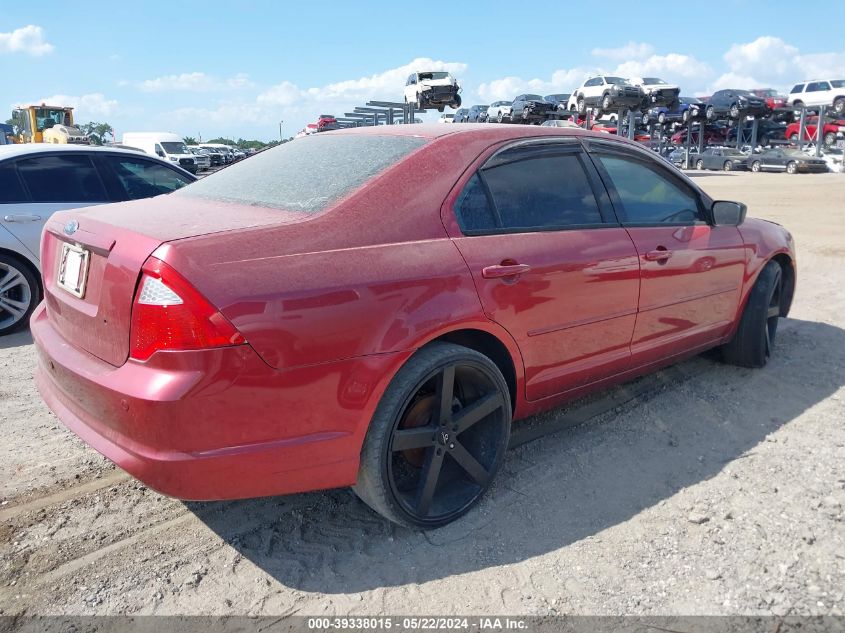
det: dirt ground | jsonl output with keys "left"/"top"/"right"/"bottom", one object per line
{"left": 1, "top": 172, "right": 843, "bottom": 617}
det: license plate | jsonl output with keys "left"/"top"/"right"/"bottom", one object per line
{"left": 57, "top": 242, "right": 91, "bottom": 299}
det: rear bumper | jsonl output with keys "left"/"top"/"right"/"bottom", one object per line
{"left": 31, "top": 303, "right": 407, "bottom": 500}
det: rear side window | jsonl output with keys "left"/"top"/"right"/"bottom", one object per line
{"left": 0, "top": 163, "right": 27, "bottom": 203}
{"left": 103, "top": 156, "right": 193, "bottom": 199}
{"left": 17, "top": 154, "right": 108, "bottom": 203}
{"left": 175, "top": 134, "right": 427, "bottom": 212}
{"left": 594, "top": 154, "right": 703, "bottom": 225}
{"left": 455, "top": 151, "right": 604, "bottom": 233}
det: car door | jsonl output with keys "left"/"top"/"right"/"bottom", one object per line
{"left": 0, "top": 160, "right": 37, "bottom": 259}
{"left": 804, "top": 81, "right": 831, "bottom": 107}
{"left": 2, "top": 153, "right": 111, "bottom": 262}
{"left": 443, "top": 139, "right": 641, "bottom": 401}
{"left": 763, "top": 149, "right": 785, "bottom": 171}
{"left": 585, "top": 140, "right": 746, "bottom": 367}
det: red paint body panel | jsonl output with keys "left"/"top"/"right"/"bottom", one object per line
{"left": 32, "top": 124, "right": 797, "bottom": 502}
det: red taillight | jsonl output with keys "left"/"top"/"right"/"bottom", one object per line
{"left": 129, "top": 257, "right": 245, "bottom": 361}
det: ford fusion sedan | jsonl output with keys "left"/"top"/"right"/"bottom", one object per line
{"left": 33, "top": 125, "right": 796, "bottom": 529}
{"left": 0, "top": 144, "right": 195, "bottom": 335}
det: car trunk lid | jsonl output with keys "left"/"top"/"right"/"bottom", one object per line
{"left": 41, "top": 196, "right": 295, "bottom": 367}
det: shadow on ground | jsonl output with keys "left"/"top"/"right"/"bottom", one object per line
{"left": 188, "top": 317, "right": 845, "bottom": 594}
{"left": 0, "top": 329, "right": 33, "bottom": 350}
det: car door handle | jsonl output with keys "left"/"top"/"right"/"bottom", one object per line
{"left": 3, "top": 214, "right": 42, "bottom": 222}
{"left": 644, "top": 249, "right": 673, "bottom": 261}
{"left": 482, "top": 263, "right": 531, "bottom": 279}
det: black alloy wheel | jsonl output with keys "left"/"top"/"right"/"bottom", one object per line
{"left": 354, "top": 343, "right": 511, "bottom": 528}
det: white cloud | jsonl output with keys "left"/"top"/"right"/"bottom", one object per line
{"left": 256, "top": 81, "right": 301, "bottom": 107}
{"left": 36, "top": 93, "right": 119, "bottom": 118}
{"left": 0, "top": 25, "right": 54, "bottom": 56}
{"left": 138, "top": 72, "right": 254, "bottom": 92}
{"left": 614, "top": 53, "right": 712, "bottom": 81}
{"left": 592, "top": 42, "right": 655, "bottom": 61}
{"left": 713, "top": 36, "right": 845, "bottom": 93}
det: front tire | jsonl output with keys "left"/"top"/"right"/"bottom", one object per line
{"left": 602, "top": 94, "right": 612, "bottom": 111}
{"left": 723, "top": 161, "right": 733, "bottom": 172}
{"left": 786, "top": 161, "right": 797, "bottom": 174}
{"left": 696, "top": 159, "right": 704, "bottom": 170}
{"left": 354, "top": 343, "right": 512, "bottom": 529}
{"left": 497, "top": 111, "right": 504, "bottom": 124}
{"left": 577, "top": 96, "right": 586, "bottom": 115}
{"left": 721, "top": 261, "right": 783, "bottom": 368}
{"left": 751, "top": 160, "right": 762, "bottom": 172}
{"left": 835, "top": 97, "right": 845, "bottom": 115}
{"left": 0, "top": 254, "right": 39, "bottom": 336}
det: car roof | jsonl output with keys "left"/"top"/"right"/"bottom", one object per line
{"left": 0, "top": 143, "right": 158, "bottom": 160}
{"left": 323, "top": 122, "right": 644, "bottom": 148}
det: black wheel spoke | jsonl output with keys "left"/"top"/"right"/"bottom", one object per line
{"left": 415, "top": 449, "right": 445, "bottom": 516}
{"left": 453, "top": 392, "right": 504, "bottom": 434}
{"left": 449, "top": 442, "right": 490, "bottom": 487}
{"left": 392, "top": 426, "right": 436, "bottom": 451}
{"left": 435, "top": 365, "right": 455, "bottom": 426}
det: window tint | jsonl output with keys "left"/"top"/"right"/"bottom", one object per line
{"left": 594, "top": 154, "right": 702, "bottom": 224}
{"left": 454, "top": 152, "right": 604, "bottom": 233}
{"left": 17, "top": 154, "right": 108, "bottom": 203}
{"left": 105, "top": 156, "right": 193, "bottom": 199}
{"left": 455, "top": 174, "right": 497, "bottom": 232}
{"left": 807, "top": 81, "right": 830, "bottom": 91}
{"left": 791, "top": 84, "right": 805, "bottom": 93}
{"left": 175, "top": 134, "right": 426, "bottom": 212}
{"left": 0, "top": 163, "right": 27, "bottom": 203}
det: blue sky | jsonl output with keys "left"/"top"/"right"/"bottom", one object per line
{"left": 3, "top": 1, "right": 843, "bottom": 140}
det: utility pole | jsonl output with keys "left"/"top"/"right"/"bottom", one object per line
{"left": 279, "top": 120, "right": 284, "bottom": 142}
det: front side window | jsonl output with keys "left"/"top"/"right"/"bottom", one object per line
{"left": 454, "top": 150, "right": 604, "bottom": 233}
{"left": 807, "top": 82, "right": 831, "bottom": 91}
{"left": 791, "top": 84, "right": 805, "bottom": 93}
{"left": 594, "top": 153, "right": 703, "bottom": 225}
{"left": 105, "top": 156, "right": 193, "bottom": 199}
{"left": 17, "top": 154, "right": 108, "bottom": 203}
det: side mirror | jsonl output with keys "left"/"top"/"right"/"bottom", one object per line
{"left": 156, "top": 150, "right": 165, "bottom": 157}
{"left": 712, "top": 200, "right": 747, "bottom": 226}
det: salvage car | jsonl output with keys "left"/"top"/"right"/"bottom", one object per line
{"left": 642, "top": 97, "right": 705, "bottom": 126}
{"left": 486, "top": 101, "right": 513, "bottom": 123}
{"left": 788, "top": 79, "right": 845, "bottom": 115}
{"left": 452, "top": 108, "right": 470, "bottom": 124}
{"left": 466, "top": 105, "right": 489, "bottom": 123}
{"left": 544, "top": 94, "right": 571, "bottom": 111}
{"left": 630, "top": 77, "right": 680, "bottom": 108}
{"left": 747, "top": 148, "right": 828, "bottom": 173}
{"left": 32, "top": 125, "right": 796, "bottom": 529}
{"left": 726, "top": 119, "right": 787, "bottom": 147}
{"left": 404, "top": 71, "right": 461, "bottom": 112}
{"left": 784, "top": 116, "right": 845, "bottom": 147}
{"left": 694, "top": 147, "right": 748, "bottom": 171}
{"left": 705, "top": 89, "right": 770, "bottom": 120}
{"left": 511, "top": 94, "right": 556, "bottom": 124}
{"left": 0, "top": 144, "right": 196, "bottom": 335}
{"left": 751, "top": 88, "right": 787, "bottom": 111}
{"left": 572, "top": 76, "right": 644, "bottom": 115}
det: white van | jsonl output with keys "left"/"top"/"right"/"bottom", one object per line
{"left": 122, "top": 132, "right": 198, "bottom": 174}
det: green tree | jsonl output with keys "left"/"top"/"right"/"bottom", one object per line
{"left": 183, "top": 136, "right": 198, "bottom": 145}
{"left": 77, "top": 121, "right": 114, "bottom": 145}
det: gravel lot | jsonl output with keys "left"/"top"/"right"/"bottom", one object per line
{"left": 1, "top": 172, "right": 843, "bottom": 617}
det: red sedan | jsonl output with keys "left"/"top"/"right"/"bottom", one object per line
{"left": 33, "top": 124, "right": 796, "bottom": 528}
{"left": 785, "top": 116, "right": 845, "bottom": 147}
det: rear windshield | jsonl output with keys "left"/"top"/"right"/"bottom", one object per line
{"left": 175, "top": 134, "right": 427, "bottom": 212}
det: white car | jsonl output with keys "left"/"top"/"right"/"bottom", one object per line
{"left": 629, "top": 77, "right": 680, "bottom": 107}
{"left": 403, "top": 71, "right": 461, "bottom": 112}
{"left": 788, "top": 79, "right": 845, "bottom": 115}
{"left": 540, "top": 119, "right": 580, "bottom": 128}
{"left": 570, "top": 76, "right": 645, "bottom": 114}
{"left": 437, "top": 113, "right": 455, "bottom": 124}
{"left": 486, "top": 100, "right": 513, "bottom": 123}
{"left": 0, "top": 144, "right": 196, "bottom": 335}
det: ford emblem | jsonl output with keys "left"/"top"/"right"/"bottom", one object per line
{"left": 63, "top": 220, "right": 79, "bottom": 236}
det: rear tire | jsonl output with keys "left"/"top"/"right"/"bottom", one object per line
{"left": 721, "top": 261, "right": 783, "bottom": 368}
{"left": 723, "top": 161, "right": 733, "bottom": 171}
{"left": 834, "top": 97, "right": 845, "bottom": 115}
{"left": 696, "top": 159, "right": 704, "bottom": 170}
{"left": 577, "top": 96, "right": 586, "bottom": 115}
{"left": 354, "top": 343, "right": 511, "bottom": 529}
{"left": 786, "top": 161, "right": 797, "bottom": 174}
{"left": 0, "top": 253, "right": 39, "bottom": 336}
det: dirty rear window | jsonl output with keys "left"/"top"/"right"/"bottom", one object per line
{"left": 175, "top": 134, "right": 427, "bottom": 212}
